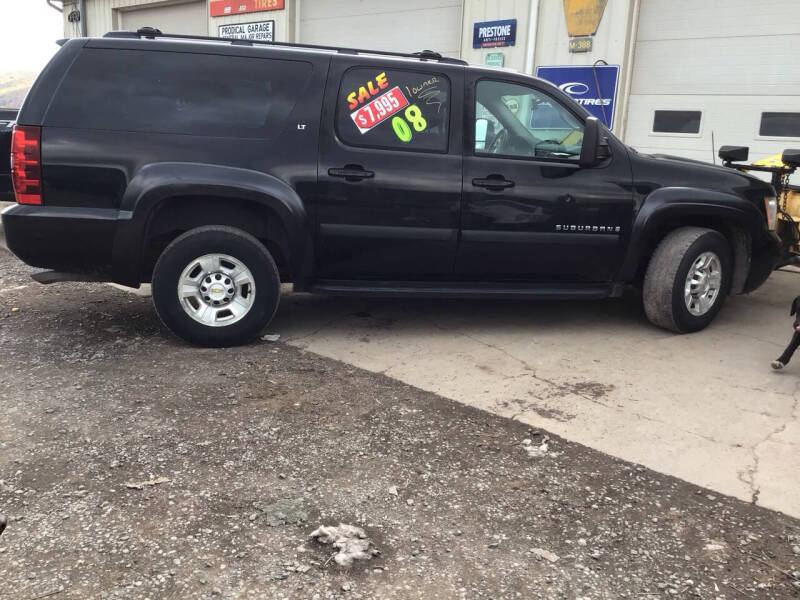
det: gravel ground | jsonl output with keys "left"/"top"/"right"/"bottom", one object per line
{"left": 0, "top": 246, "right": 799, "bottom": 599}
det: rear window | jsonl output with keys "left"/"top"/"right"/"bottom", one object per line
{"left": 46, "top": 48, "right": 312, "bottom": 138}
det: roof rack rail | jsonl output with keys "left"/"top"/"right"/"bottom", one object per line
{"left": 103, "top": 28, "right": 468, "bottom": 65}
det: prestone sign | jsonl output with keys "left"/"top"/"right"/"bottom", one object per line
{"left": 218, "top": 20, "right": 275, "bottom": 42}
{"left": 473, "top": 19, "right": 517, "bottom": 48}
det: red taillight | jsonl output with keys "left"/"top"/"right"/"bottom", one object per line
{"left": 10, "top": 125, "right": 42, "bottom": 205}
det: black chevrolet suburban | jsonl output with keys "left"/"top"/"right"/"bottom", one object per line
{"left": 2, "top": 30, "right": 786, "bottom": 346}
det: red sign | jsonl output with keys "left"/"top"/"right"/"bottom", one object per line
{"left": 350, "top": 87, "right": 409, "bottom": 134}
{"left": 210, "top": 0, "right": 284, "bottom": 17}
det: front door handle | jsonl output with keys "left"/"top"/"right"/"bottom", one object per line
{"left": 472, "top": 175, "right": 515, "bottom": 191}
{"left": 328, "top": 164, "right": 375, "bottom": 182}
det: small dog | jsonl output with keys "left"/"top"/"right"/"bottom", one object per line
{"left": 772, "top": 296, "right": 800, "bottom": 370}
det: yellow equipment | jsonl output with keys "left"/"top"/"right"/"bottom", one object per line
{"left": 720, "top": 145, "right": 800, "bottom": 266}
{"left": 751, "top": 154, "right": 800, "bottom": 255}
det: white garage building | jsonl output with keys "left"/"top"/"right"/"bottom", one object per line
{"left": 625, "top": 0, "right": 800, "bottom": 165}
{"left": 57, "top": 0, "right": 800, "bottom": 171}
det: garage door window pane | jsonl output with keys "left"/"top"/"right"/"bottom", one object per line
{"left": 46, "top": 48, "right": 312, "bottom": 139}
{"left": 652, "top": 110, "right": 701, "bottom": 134}
{"left": 336, "top": 68, "right": 450, "bottom": 152}
{"left": 760, "top": 113, "right": 800, "bottom": 138}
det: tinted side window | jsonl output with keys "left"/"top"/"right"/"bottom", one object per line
{"left": 652, "top": 110, "right": 701, "bottom": 134}
{"left": 47, "top": 48, "right": 312, "bottom": 138}
{"left": 336, "top": 67, "right": 450, "bottom": 152}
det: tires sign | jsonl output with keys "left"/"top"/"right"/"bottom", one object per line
{"left": 535, "top": 64, "right": 620, "bottom": 128}
{"left": 210, "top": 0, "right": 283, "bottom": 17}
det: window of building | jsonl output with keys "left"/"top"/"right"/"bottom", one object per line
{"left": 652, "top": 110, "right": 702, "bottom": 134}
{"left": 759, "top": 112, "right": 800, "bottom": 138}
{"left": 46, "top": 48, "right": 313, "bottom": 139}
{"left": 475, "top": 80, "right": 583, "bottom": 160}
{"left": 336, "top": 67, "right": 450, "bottom": 152}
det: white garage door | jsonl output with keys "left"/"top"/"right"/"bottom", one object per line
{"left": 299, "top": 0, "right": 462, "bottom": 57}
{"left": 119, "top": 1, "right": 208, "bottom": 36}
{"left": 625, "top": 0, "right": 800, "bottom": 173}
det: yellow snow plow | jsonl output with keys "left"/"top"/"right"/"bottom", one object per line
{"left": 751, "top": 153, "right": 800, "bottom": 258}
{"left": 720, "top": 146, "right": 800, "bottom": 267}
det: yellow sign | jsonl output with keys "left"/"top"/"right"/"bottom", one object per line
{"left": 563, "top": 0, "right": 608, "bottom": 37}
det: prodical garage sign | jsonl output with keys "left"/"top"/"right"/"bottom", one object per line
{"left": 473, "top": 19, "right": 517, "bottom": 48}
{"left": 535, "top": 64, "right": 620, "bottom": 128}
{"left": 219, "top": 20, "right": 274, "bottom": 41}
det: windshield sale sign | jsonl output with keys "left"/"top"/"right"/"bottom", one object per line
{"left": 473, "top": 19, "right": 517, "bottom": 48}
{"left": 535, "top": 64, "right": 620, "bottom": 129}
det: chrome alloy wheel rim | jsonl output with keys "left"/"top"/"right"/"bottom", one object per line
{"left": 684, "top": 251, "right": 722, "bottom": 316}
{"left": 178, "top": 254, "right": 256, "bottom": 327}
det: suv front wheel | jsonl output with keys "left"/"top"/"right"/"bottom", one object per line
{"left": 152, "top": 226, "right": 280, "bottom": 347}
{"left": 643, "top": 227, "right": 732, "bottom": 333}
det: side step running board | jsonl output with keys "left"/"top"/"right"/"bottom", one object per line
{"left": 310, "top": 280, "right": 622, "bottom": 300}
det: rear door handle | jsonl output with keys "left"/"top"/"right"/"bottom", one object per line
{"left": 328, "top": 165, "right": 375, "bottom": 182}
{"left": 472, "top": 175, "right": 515, "bottom": 191}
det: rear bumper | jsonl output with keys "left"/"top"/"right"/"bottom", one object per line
{"left": 1, "top": 203, "right": 121, "bottom": 279}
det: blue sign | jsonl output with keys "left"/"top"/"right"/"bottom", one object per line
{"left": 473, "top": 19, "right": 517, "bottom": 49}
{"left": 535, "top": 65, "right": 620, "bottom": 129}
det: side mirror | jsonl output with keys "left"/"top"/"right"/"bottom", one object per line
{"left": 579, "top": 117, "right": 605, "bottom": 168}
{"left": 718, "top": 145, "right": 749, "bottom": 163}
{"left": 782, "top": 149, "right": 800, "bottom": 169}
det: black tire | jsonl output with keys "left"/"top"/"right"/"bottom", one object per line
{"left": 152, "top": 226, "right": 280, "bottom": 347}
{"left": 643, "top": 227, "right": 732, "bottom": 333}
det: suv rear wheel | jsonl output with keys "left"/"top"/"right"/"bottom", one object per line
{"left": 643, "top": 227, "right": 732, "bottom": 333}
{"left": 152, "top": 226, "right": 280, "bottom": 347}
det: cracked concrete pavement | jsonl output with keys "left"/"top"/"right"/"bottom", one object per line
{"left": 96, "top": 272, "right": 800, "bottom": 519}
{"left": 265, "top": 274, "right": 800, "bottom": 519}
